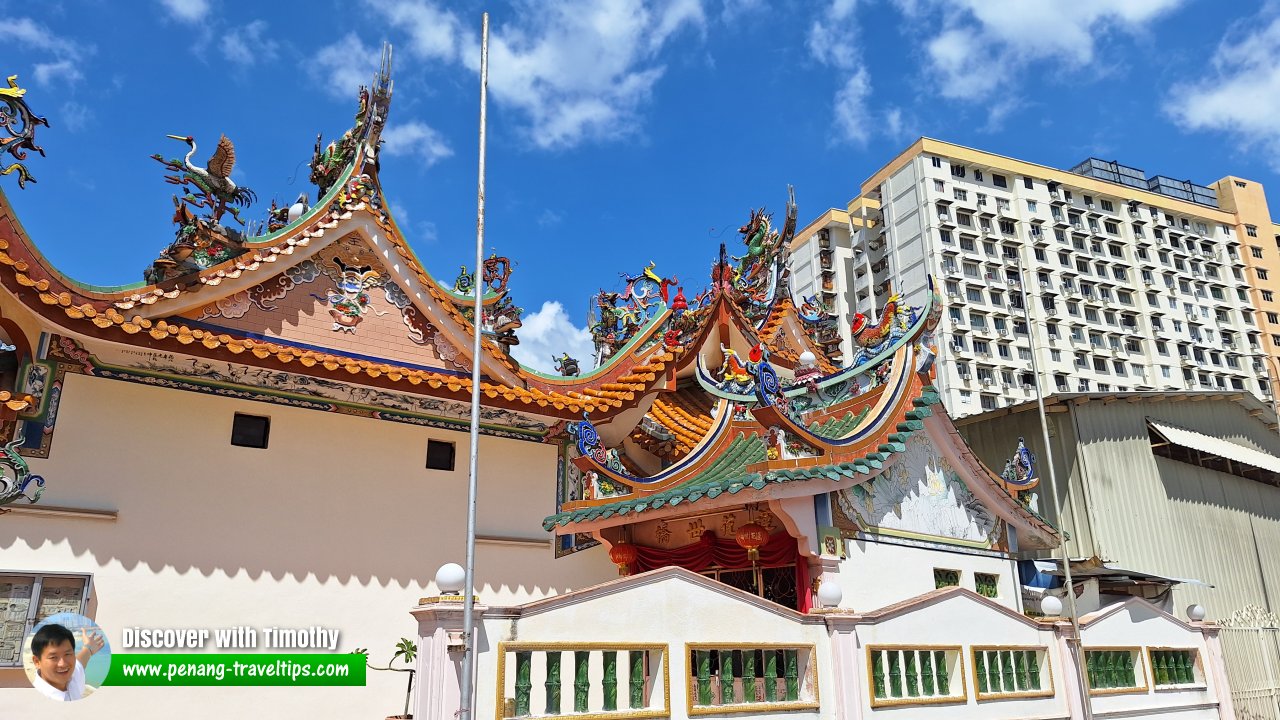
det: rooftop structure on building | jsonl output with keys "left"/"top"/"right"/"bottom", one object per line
{"left": 790, "top": 138, "right": 1280, "bottom": 418}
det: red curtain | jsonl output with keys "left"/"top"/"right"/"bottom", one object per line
{"left": 632, "top": 530, "right": 812, "bottom": 612}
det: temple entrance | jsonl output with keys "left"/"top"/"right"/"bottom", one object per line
{"left": 700, "top": 564, "right": 799, "bottom": 610}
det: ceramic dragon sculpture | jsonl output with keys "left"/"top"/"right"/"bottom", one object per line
{"left": 0, "top": 429, "right": 44, "bottom": 507}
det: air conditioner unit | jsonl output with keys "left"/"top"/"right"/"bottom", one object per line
{"left": 1040, "top": 281, "right": 1051, "bottom": 290}
{"left": 951, "top": 343, "right": 965, "bottom": 353}
{"left": 958, "top": 370, "right": 972, "bottom": 379}
{"left": 978, "top": 351, "right": 992, "bottom": 359}
{"left": 980, "top": 378, "right": 993, "bottom": 388}
{"left": 1022, "top": 383, "right": 1034, "bottom": 391}
{"left": 998, "top": 329, "right": 1009, "bottom": 337}
{"left": 1072, "top": 223, "right": 1084, "bottom": 231}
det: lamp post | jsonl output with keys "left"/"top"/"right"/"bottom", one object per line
{"left": 457, "top": 13, "right": 490, "bottom": 720}
{"left": 1015, "top": 256, "right": 1093, "bottom": 720}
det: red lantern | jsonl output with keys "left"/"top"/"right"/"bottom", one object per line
{"left": 609, "top": 541, "right": 638, "bottom": 576}
{"left": 735, "top": 522, "right": 769, "bottom": 562}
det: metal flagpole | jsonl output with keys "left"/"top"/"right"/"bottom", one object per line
{"left": 1015, "top": 257, "right": 1093, "bottom": 720}
{"left": 458, "top": 12, "right": 489, "bottom": 720}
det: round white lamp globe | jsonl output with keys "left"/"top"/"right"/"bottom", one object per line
{"left": 1041, "top": 595, "right": 1063, "bottom": 617}
{"left": 436, "top": 563, "right": 466, "bottom": 594}
{"left": 817, "top": 579, "right": 843, "bottom": 608}
{"left": 1187, "top": 604, "right": 1207, "bottom": 622}
{"left": 799, "top": 351, "right": 817, "bottom": 367}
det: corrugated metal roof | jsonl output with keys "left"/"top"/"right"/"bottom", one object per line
{"left": 1149, "top": 419, "right": 1280, "bottom": 474}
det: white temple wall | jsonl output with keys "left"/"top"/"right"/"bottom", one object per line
{"left": 0, "top": 372, "right": 615, "bottom": 718}
{"left": 837, "top": 535, "right": 1021, "bottom": 613}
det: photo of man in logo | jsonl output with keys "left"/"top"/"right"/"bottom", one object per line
{"left": 28, "top": 618, "right": 107, "bottom": 701}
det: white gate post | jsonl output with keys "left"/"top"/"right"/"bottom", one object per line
{"left": 411, "top": 596, "right": 487, "bottom": 720}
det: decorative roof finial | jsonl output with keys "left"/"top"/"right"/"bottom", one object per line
{"left": 0, "top": 75, "right": 49, "bottom": 189}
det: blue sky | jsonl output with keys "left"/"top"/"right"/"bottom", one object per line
{"left": 4, "top": 0, "right": 1280, "bottom": 371}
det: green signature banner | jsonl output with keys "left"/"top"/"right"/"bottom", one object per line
{"left": 103, "top": 653, "right": 366, "bottom": 686}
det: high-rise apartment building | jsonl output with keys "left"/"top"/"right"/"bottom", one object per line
{"left": 791, "top": 138, "right": 1279, "bottom": 417}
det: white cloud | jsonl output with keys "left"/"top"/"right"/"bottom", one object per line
{"left": 221, "top": 20, "right": 279, "bottom": 66}
{"left": 380, "top": 120, "right": 453, "bottom": 167}
{"left": 509, "top": 301, "right": 596, "bottom": 374}
{"left": 60, "top": 101, "right": 91, "bottom": 132}
{"left": 308, "top": 33, "right": 382, "bottom": 101}
{"left": 721, "top": 0, "right": 766, "bottom": 21}
{"left": 3, "top": 17, "right": 88, "bottom": 86}
{"left": 158, "top": 0, "right": 210, "bottom": 23}
{"left": 898, "top": 0, "right": 1184, "bottom": 105}
{"left": 537, "top": 209, "right": 563, "bottom": 227}
{"left": 807, "top": 0, "right": 859, "bottom": 70}
{"left": 809, "top": 0, "right": 886, "bottom": 145}
{"left": 1165, "top": 11, "right": 1280, "bottom": 171}
{"left": 832, "top": 69, "right": 872, "bottom": 144}
{"left": 369, "top": 0, "right": 706, "bottom": 149}
{"left": 33, "top": 59, "right": 82, "bottom": 86}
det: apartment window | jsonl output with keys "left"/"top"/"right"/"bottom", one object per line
{"left": 953, "top": 188, "right": 968, "bottom": 201}
{"left": 1022, "top": 176, "right": 1034, "bottom": 190}
{"left": 1222, "top": 224, "right": 1232, "bottom": 236}
{"left": 974, "top": 340, "right": 990, "bottom": 354}
{"left": 1100, "top": 199, "right": 1114, "bottom": 212}
{"left": 939, "top": 229, "right": 954, "bottom": 244}
{"left": 1085, "top": 649, "right": 1144, "bottom": 693}
{"left": 426, "top": 439, "right": 457, "bottom": 471}
{"left": 980, "top": 394, "right": 998, "bottom": 410}
{"left": 1055, "top": 375, "right": 1069, "bottom": 391}
{"left": 934, "top": 179, "right": 946, "bottom": 192}
{"left": 1236, "top": 181, "right": 1248, "bottom": 188}
{"left": 1026, "top": 199, "right": 1038, "bottom": 212}
{"left": 951, "top": 164, "right": 967, "bottom": 178}
{"left": 1064, "top": 190, "right": 1073, "bottom": 201}
{"left": 1113, "top": 267, "right": 1128, "bottom": 281}
{"left": 1268, "top": 312, "right": 1279, "bottom": 324}
{"left": 1084, "top": 195, "right": 1094, "bottom": 206}
{"left": 1252, "top": 246, "right": 1265, "bottom": 259}
{"left": 1261, "top": 269, "right": 1271, "bottom": 281}
{"left": 958, "top": 212, "right": 972, "bottom": 227}
{"left": 1093, "top": 358, "right": 1107, "bottom": 372}
{"left": 0, "top": 573, "right": 93, "bottom": 667}
{"left": 931, "top": 156, "right": 942, "bottom": 168}
{"left": 1114, "top": 360, "right": 1126, "bottom": 376}
{"left": 1104, "top": 221, "right": 1119, "bottom": 235}
{"left": 1264, "top": 290, "right": 1275, "bottom": 303}
{"left": 993, "top": 174, "right": 1008, "bottom": 188}
{"left": 231, "top": 413, "right": 270, "bottom": 449}
{"left": 976, "top": 193, "right": 988, "bottom": 207}
{"left": 998, "top": 345, "right": 1011, "bottom": 359}
{"left": 966, "top": 288, "right": 983, "bottom": 302}
{"left": 1247, "top": 225, "right": 1259, "bottom": 237}
{"left": 1034, "top": 247, "right": 1046, "bottom": 261}
{"left": 1156, "top": 340, "right": 1168, "bottom": 355}
{"left": 999, "top": 220, "right": 1015, "bottom": 234}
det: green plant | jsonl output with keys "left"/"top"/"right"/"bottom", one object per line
{"left": 356, "top": 638, "right": 417, "bottom": 718}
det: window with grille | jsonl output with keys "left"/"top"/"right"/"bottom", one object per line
{"left": 934, "top": 568, "right": 960, "bottom": 588}
{"left": 972, "top": 647, "right": 1050, "bottom": 699}
{"left": 974, "top": 573, "right": 999, "bottom": 598}
{"left": 868, "top": 646, "right": 964, "bottom": 706}
{"left": 1085, "top": 648, "right": 1145, "bottom": 694}
{"left": 1149, "top": 648, "right": 1199, "bottom": 687}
